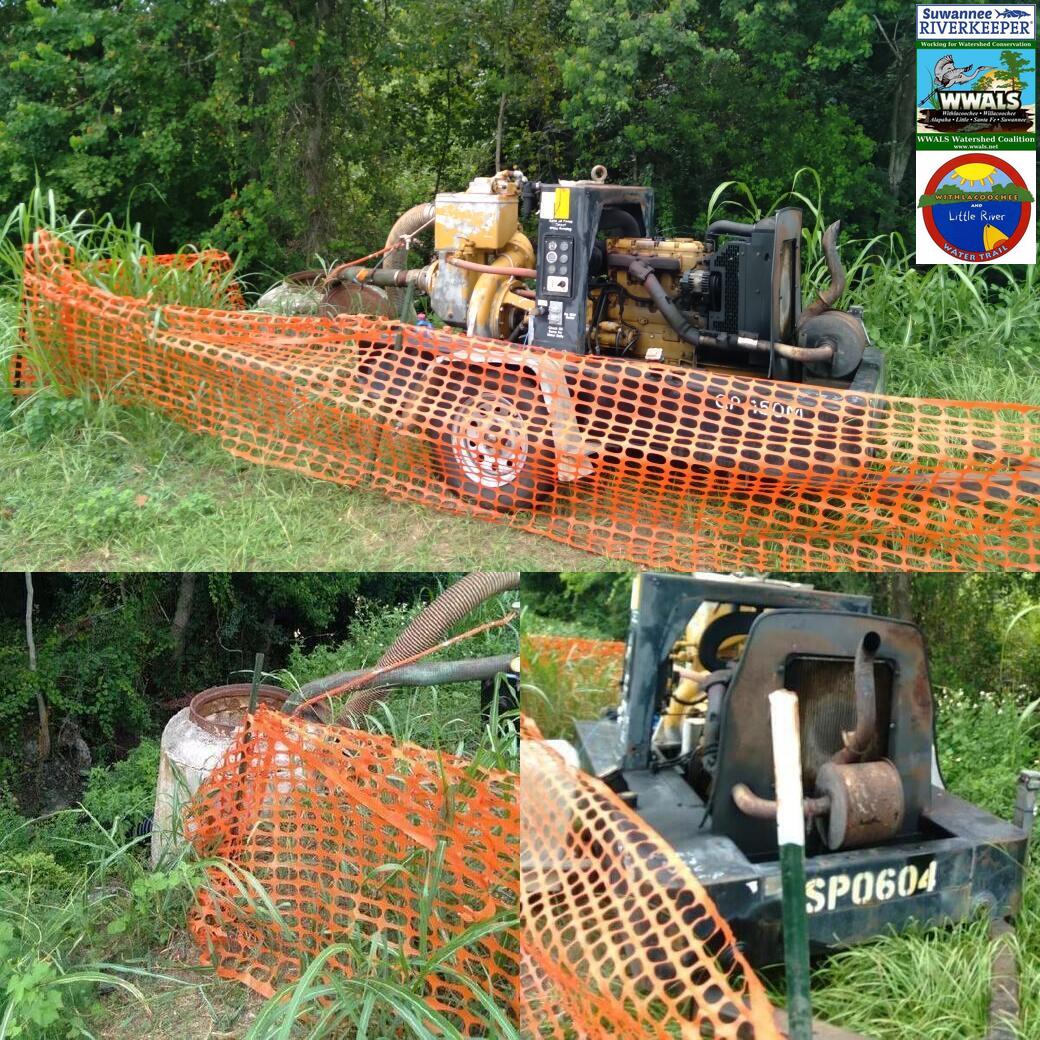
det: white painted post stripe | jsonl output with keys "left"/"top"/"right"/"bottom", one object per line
{"left": 770, "top": 689, "right": 806, "bottom": 848}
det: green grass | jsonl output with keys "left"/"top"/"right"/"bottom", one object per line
{"left": 1, "top": 681, "right": 519, "bottom": 1039}
{"left": 0, "top": 395, "right": 599, "bottom": 570}
{"left": 519, "top": 621, "right": 623, "bottom": 742}
{"left": 2, "top": 182, "right": 1038, "bottom": 570}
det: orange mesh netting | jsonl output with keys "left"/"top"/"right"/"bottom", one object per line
{"left": 184, "top": 706, "right": 518, "bottom": 1034}
{"left": 15, "top": 230, "right": 1040, "bottom": 570}
{"left": 522, "top": 635, "right": 625, "bottom": 690}
{"left": 523, "top": 635, "right": 626, "bottom": 663}
{"left": 519, "top": 718, "right": 782, "bottom": 1039}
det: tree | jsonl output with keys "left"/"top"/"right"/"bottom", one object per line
{"left": 0, "top": 0, "right": 224, "bottom": 247}
{"left": 25, "top": 572, "right": 50, "bottom": 761}
{"left": 998, "top": 48, "right": 1035, "bottom": 90}
{"left": 170, "top": 573, "right": 196, "bottom": 675}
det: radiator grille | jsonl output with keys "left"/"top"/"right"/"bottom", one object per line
{"left": 784, "top": 655, "right": 893, "bottom": 792}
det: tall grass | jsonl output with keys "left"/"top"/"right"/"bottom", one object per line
{"left": 0, "top": 186, "right": 242, "bottom": 306}
{"left": 0, "top": 808, "right": 198, "bottom": 1038}
{"left": 519, "top": 618, "right": 622, "bottom": 742}
{"left": 0, "top": 680, "right": 518, "bottom": 1039}
{"left": 209, "top": 687, "right": 519, "bottom": 1040}
{"left": 1, "top": 186, "right": 243, "bottom": 433}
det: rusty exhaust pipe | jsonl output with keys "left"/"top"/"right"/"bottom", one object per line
{"left": 832, "top": 631, "right": 881, "bottom": 765}
{"left": 799, "top": 220, "right": 846, "bottom": 328}
{"left": 731, "top": 783, "right": 831, "bottom": 820}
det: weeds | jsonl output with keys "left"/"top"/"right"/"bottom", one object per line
{"left": 0, "top": 813, "right": 196, "bottom": 1038}
{"left": 519, "top": 622, "right": 623, "bottom": 741}
{"left": 1, "top": 675, "right": 519, "bottom": 1038}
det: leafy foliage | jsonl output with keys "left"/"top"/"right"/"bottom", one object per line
{"left": 81, "top": 740, "right": 160, "bottom": 834}
{"left": 0, "top": 0, "right": 939, "bottom": 280}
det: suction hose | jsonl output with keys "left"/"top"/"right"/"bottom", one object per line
{"left": 337, "top": 571, "right": 520, "bottom": 722}
{"left": 382, "top": 201, "right": 436, "bottom": 309}
{"left": 290, "top": 655, "right": 515, "bottom": 708}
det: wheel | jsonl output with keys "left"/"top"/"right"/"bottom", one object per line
{"left": 436, "top": 367, "right": 557, "bottom": 512}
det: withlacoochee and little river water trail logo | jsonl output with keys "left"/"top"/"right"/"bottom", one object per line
{"left": 918, "top": 152, "right": 1034, "bottom": 260}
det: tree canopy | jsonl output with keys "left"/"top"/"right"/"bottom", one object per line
{"left": 0, "top": 0, "right": 917, "bottom": 272}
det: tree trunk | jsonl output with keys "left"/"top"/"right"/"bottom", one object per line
{"left": 495, "top": 92, "right": 507, "bottom": 171}
{"left": 300, "top": 0, "right": 334, "bottom": 256}
{"left": 25, "top": 572, "right": 50, "bottom": 761}
{"left": 888, "top": 572, "right": 913, "bottom": 621}
{"left": 170, "top": 572, "right": 196, "bottom": 674}
{"left": 886, "top": 43, "right": 917, "bottom": 202}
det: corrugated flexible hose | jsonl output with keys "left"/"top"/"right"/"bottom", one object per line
{"left": 381, "top": 201, "right": 436, "bottom": 310}
{"left": 337, "top": 571, "right": 520, "bottom": 722}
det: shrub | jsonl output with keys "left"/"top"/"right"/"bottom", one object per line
{"left": 81, "top": 739, "right": 159, "bottom": 834}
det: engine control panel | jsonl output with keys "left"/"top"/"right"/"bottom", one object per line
{"left": 529, "top": 182, "right": 653, "bottom": 353}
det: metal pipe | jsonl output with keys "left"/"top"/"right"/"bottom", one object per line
{"left": 338, "top": 265, "right": 434, "bottom": 291}
{"left": 798, "top": 220, "right": 846, "bottom": 327}
{"left": 290, "top": 654, "right": 516, "bottom": 708}
{"left": 832, "top": 630, "right": 880, "bottom": 764}
{"left": 987, "top": 919, "right": 1020, "bottom": 1040}
{"left": 733, "top": 333, "right": 835, "bottom": 363}
{"left": 704, "top": 219, "right": 756, "bottom": 247}
{"left": 731, "top": 782, "right": 831, "bottom": 820}
{"left": 383, "top": 202, "right": 436, "bottom": 308}
{"left": 606, "top": 253, "right": 681, "bottom": 272}
{"left": 448, "top": 256, "right": 537, "bottom": 278}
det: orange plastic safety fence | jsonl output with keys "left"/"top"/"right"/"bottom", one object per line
{"left": 17, "top": 230, "right": 1040, "bottom": 571}
{"left": 184, "top": 707, "right": 518, "bottom": 1034}
{"left": 522, "top": 635, "right": 625, "bottom": 688}
{"left": 520, "top": 719, "right": 782, "bottom": 1040}
{"left": 523, "top": 635, "right": 626, "bottom": 662}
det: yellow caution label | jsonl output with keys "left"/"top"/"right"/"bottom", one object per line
{"left": 553, "top": 188, "right": 571, "bottom": 220}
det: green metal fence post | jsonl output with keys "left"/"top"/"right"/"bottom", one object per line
{"left": 770, "top": 688, "right": 813, "bottom": 1040}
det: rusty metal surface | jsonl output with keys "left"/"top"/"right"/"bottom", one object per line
{"left": 832, "top": 631, "right": 882, "bottom": 765}
{"left": 321, "top": 279, "right": 398, "bottom": 317}
{"left": 709, "top": 610, "right": 934, "bottom": 859}
{"left": 799, "top": 221, "right": 846, "bottom": 327}
{"left": 788, "top": 655, "right": 894, "bottom": 792}
{"left": 189, "top": 683, "right": 329, "bottom": 736}
{"left": 188, "top": 683, "right": 288, "bottom": 736}
{"left": 987, "top": 919, "right": 1020, "bottom": 1040}
{"left": 815, "top": 760, "right": 905, "bottom": 850}
{"left": 731, "top": 781, "right": 831, "bottom": 820}
{"left": 433, "top": 189, "right": 518, "bottom": 251}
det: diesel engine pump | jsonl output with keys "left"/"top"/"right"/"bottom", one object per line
{"left": 260, "top": 168, "right": 883, "bottom": 510}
